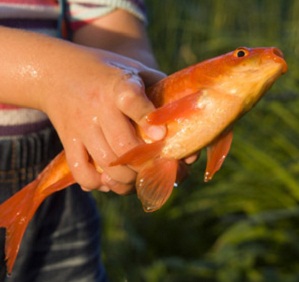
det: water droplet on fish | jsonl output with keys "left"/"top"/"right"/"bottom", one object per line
{"left": 145, "top": 205, "right": 154, "bottom": 212}
{"left": 73, "top": 162, "right": 79, "bottom": 168}
{"left": 138, "top": 178, "right": 145, "bottom": 188}
{"left": 204, "top": 172, "right": 210, "bottom": 182}
{"left": 19, "top": 216, "right": 26, "bottom": 225}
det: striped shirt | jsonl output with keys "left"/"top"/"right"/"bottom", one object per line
{"left": 0, "top": 0, "right": 146, "bottom": 137}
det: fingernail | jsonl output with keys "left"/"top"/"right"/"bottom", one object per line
{"left": 99, "top": 186, "right": 110, "bottom": 192}
{"left": 81, "top": 186, "right": 91, "bottom": 192}
{"left": 147, "top": 125, "right": 166, "bottom": 140}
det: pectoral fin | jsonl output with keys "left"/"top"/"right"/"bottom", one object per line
{"left": 204, "top": 130, "right": 233, "bottom": 182}
{"left": 146, "top": 91, "right": 203, "bottom": 125}
{"left": 110, "top": 142, "right": 177, "bottom": 212}
{"left": 110, "top": 141, "right": 164, "bottom": 166}
{"left": 136, "top": 158, "right": 178, "bottom": 212}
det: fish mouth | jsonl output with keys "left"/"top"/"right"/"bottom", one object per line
{"left": 265, "top": 47, "right": 288, "bottom": 74}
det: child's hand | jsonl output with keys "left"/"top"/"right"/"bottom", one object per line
{"left": 41, "top": 46, "right": 166, "bottom": 194}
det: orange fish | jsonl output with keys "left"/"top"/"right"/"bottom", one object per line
{"left": 0, "top": 47, "right": 287, "bottom": 274}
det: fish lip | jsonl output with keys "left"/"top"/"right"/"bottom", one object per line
{"left": 281, "top": 60, "right": 288, "bottom": 74}
{"left": 272, "top": 47, "right": 284, "bottom": 58}
{"left": 270, "top": 47, "right": 288, "bottom": 74}
{"left": 278, "top": 59, "right": 288, "bottom": 74}
{"left": 273, "top": 57, "right": 288, "bottom": 74}
{"left": 260, "top": 47, "right": 288, "bottom": 74}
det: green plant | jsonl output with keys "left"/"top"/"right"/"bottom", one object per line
{"left": 95, "top": 1, "right": 299, "bottom": 281}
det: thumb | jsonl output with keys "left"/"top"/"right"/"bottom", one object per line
{"left": 114, "top": 72, "right": 166, "bottom": 141}
{"left": 139, "top": 67, "right": 167, "bottom": 87}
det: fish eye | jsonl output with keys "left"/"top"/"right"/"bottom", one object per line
{"left": 237, "top": 50, "right": 246, "bottom": 57}
{"left": 233, "top": 48, "right": 249, "bottom": 58}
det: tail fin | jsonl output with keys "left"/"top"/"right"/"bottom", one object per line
{"left": 0, "top": 151, "right": 75, "bottom": 275}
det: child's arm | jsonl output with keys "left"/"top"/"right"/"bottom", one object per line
{"left": 71, "top": 8, "right": 166, "bottom": 193}
{"left": 73, "top": 8, "right": 159, "bottom": 68}
{"left": 0, "top": 25, "right": 166, "bottom": 194}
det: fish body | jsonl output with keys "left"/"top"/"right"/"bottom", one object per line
{"left": 143, "top": 47, "right": 286, "bottom": 159}
{"left": 114, "top": 47, "right": 287, "bottom": 211}
{"left": 0, "top": 47, "right": 287, "bottom": 274}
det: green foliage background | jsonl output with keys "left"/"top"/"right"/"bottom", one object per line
{"left": 95, "top": 1, "right": 299, "bottom": 281}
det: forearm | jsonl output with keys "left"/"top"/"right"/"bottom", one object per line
{"left": 0, "top": 15, "right": 166, "bottom": 192}
{"left": 0, "top": 26, "right": 131, "bottom": 111}
{"left": 72, "top": 9, "right": 158, "bottom": 68}
{"left": 0, "top": 26, "right": 80, "bottom": 109}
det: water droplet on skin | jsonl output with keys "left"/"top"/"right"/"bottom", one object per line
{"left": 73, "top": 162, "right": 79, "bottom": 168}
{"left": 19, "top": 64, "right": 39, "bottom": 78}
{"left": 92, "top": 116, "right": 98, "bottom": 123}
{"left": 72, "top": 138, "right": 77, "bottom": 143}
{"left": 99, "top": 148, "right": 107, "bottom": 159}
{"left": 118, "top": 141, "right": 125, "bottom": 148}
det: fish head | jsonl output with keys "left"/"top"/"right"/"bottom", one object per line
{"left": 196, "top": 47, "right": 288, "bottom": 112}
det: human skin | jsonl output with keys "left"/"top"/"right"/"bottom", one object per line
{"left": 72, "top": 9, "right": 198, "bottom": 182}
{"left": 0, "top": 9, "right": 166, "bottom": 194}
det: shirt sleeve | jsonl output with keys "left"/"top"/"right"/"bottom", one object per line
{"left": 65, "top": 0, "right": 147, "bottom": 31}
